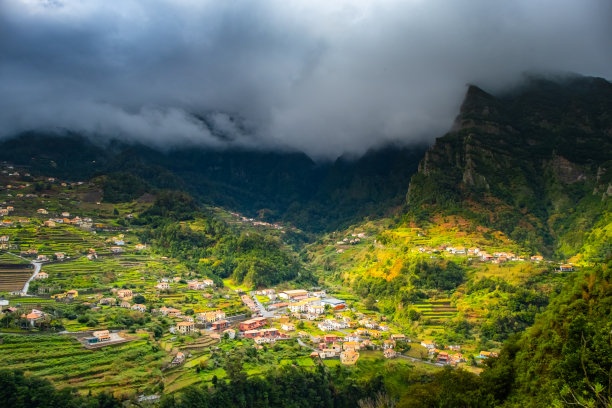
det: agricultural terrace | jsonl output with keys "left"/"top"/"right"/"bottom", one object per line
{"left": 0, "top": 261, "right": 33, "bottom": 292}
{"left": 0, "top": 333, "right": 166, "bottom": 398}
{"left": 0, "top": 224, "right": 107, "bottom": 257}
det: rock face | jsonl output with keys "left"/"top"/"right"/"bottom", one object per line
{"left": 549, "top": 154, "right": 587, "bottom": 184}
{"left": 407, "top": 75, "right": 612, "bottom": 256}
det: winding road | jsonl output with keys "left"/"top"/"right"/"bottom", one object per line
{"left": 21, "top": 261, "right": 42, "bottom": 296}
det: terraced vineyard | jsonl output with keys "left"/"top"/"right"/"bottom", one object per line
{"left": 0, "top": 262, "right": 33, "bottom": 292}
{"left": 0, "top": 333, "right": 167, "bottom": 398}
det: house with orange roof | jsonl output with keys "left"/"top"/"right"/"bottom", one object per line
{"left": 383, "top": 339, "right": 395, "bottom": 349}
{"left": 340, "top": 350, "right": 360, "bottom": 365}
{"left": 92, "top": 330, "right": 111, "bottom": 342}
{"left": 369, "top": 330, "right": 383, "bottom": 338}
{"left": 117, "top": 289, "right": 133, "bottom": 299}
{"left": 355, "top": 328, "right": 369, "bottom": 336}
{"left": 22, "top": 309, "right": 45, "bottom": 326}
{"left": 170, "top": 352, "right": 186, "bottom": 366}
{"left": 159, "top": 306, "right": 181, "bottom": 316}
{"left": 239, "top": 317, "right": 267, "bottom": 331}
{"left": 319, "top": 348, "right": 337, "bottom": 359}
{"left": 212, "top": 320, "right": 229, "bottom": 331}
{"left": 176, "top": 321, "right": 195, "bottom": 335}
{"left": 450, "top": 353, "right": 465, "bottom": 364}
{"left": 437, "top": 352, "right": 450, "bottom": 364}
{"left": 131, "top": 304, "right": 146, "bottom": 312}
{"left": 343, "top": 341, "right": 360, "bottom": 351}
{"left": 66, "top": 290, "right": 78, "bottom": 298}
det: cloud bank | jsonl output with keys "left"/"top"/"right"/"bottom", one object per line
{"left": 1, "top": 0, "right": 611, "bottom": 159}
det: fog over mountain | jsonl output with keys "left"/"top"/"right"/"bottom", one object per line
{"left": 1, "top": 0, "right": 611, "bottom": 159}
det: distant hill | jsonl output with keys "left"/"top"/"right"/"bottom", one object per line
{"left": 406, "top": 75, "right": 612, "bottom": 259}
{"left": 0, "top": 133, "right": 427, "bottom": 233}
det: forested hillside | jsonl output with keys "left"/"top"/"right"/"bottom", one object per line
{"left": 0, "top": 134, "right": 426, "bottom": 233}
{"left": 134, "top": 191, "right": 306, "bottom": 288}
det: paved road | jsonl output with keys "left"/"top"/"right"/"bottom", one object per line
{"left": 397, "top": 354, "right": 443, "bottom": 367}
{"left": 249, "top": 291, "right": 275, "bottom": 318}
{"left": 297, "top": 338, "right": 313, "bottom": 350}
{"left": 21, "top": 262, "right": 42, "bottom": 295}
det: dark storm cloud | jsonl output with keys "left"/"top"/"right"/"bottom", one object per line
{"left": 1, "top": 0, "right": 611, "bottom": 159}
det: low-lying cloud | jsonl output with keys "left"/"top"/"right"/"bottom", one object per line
{"left": 1, "top": 0, "right": 611, "bottom": 159}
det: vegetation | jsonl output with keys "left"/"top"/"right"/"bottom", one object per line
{"left": 0, "top": 75, "right": 610, "bottom": 407}
{"left": 0, "top": 369, "right": 121, "bottom": 408}
{"left": 136, "top": 192, "right": 305, "bottom": 287}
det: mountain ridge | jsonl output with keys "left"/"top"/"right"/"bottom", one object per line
{"left": 0, "top": 132, "right": 428, "bottom": 233}
{"left": 406, "top": 75, "right": 612, "bottom": 259}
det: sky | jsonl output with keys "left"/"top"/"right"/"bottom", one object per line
{"left": 1, "top": 0, "right": 611, "bottom": 160}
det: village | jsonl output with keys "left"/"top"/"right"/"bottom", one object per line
{"left": 0, "top": 161, "right": 575, "bottom": 396}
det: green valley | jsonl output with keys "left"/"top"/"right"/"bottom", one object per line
{"left": 1, "top": 75, "right": 611, "bottom": 408}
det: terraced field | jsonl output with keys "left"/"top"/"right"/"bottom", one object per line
{"left": 0, "top": 253, "right": 30, "bottom": 264}
{"left": 40, "top": 254, "right": 150, "bottom": 290}
{"left": 0, "top": 262, "right": 33, "bottom": 292}
{"left": 0, "top": 333, "right": 167, "bottom": 398}
{"left": 7, "top": 296, "right": 56, "bottom": 307}
{"left": 414, "top": 299, "right": 458, "bottom": 326}
{"left": 0, "top": 225, "right": 107, "bottom": 257}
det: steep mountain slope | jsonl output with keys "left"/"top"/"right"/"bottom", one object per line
{"left": 407, "top": 75, "right": 612, "bottom": 259}
{"left": 0, "top": 134, "right": 426, "bottom": 233}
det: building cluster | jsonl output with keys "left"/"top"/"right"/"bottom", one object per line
{"left": 228, "top": 212, "right": 289, "bottom": 232}
{"left": 414, "top": 243, "right": 569, "bottom": 267}
{"left": 187, "top": 280, "right": 215, "bottom": 290}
